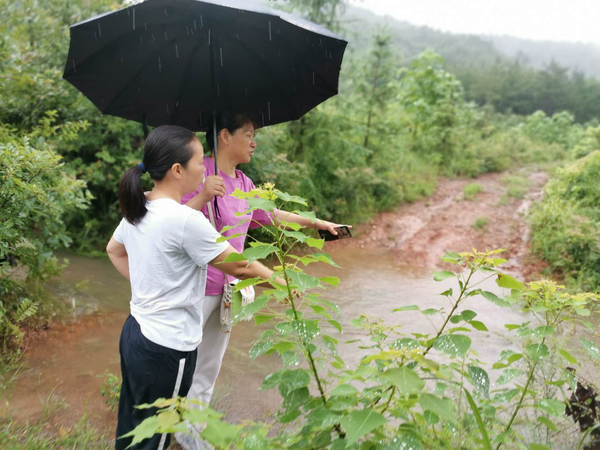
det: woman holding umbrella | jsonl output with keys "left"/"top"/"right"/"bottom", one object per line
{"left": 176, "top": 111, "right": 346, "bottom": 450}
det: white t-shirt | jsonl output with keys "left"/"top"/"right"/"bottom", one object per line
{"left": 113, "top": 198, "right": 229, "bottom": 351}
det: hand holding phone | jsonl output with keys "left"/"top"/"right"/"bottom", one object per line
{"left": 318, "top": 226, "right": 352, "bottom": 242}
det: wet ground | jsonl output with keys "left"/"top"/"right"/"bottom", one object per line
{"left": 2, "top": 170, "right": 598, "bottom": 444}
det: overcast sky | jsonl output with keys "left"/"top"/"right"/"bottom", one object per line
{"left": 350, "top": 0, "right": 600, "bottom": 46}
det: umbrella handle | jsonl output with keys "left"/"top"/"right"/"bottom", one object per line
{"left": 212, "top": 111, "right": 221, "bottom": 220}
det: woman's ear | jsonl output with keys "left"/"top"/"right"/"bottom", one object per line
{"left": 171, "top": 163, "right": 183, "bottom": 179}
{"left": 220, "top": 128, "right": 231, "bottom": 146}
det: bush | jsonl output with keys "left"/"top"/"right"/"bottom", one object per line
{"left": 0, "top": 113, "right": 89, "bottom": 357}
{"left": 530, "top": 151, "right": 600, "bottom": 291}
{"left": 463, "top": 183, "right": 483, "bottom": 200}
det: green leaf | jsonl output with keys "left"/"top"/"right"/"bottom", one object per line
{"left": 496, "top": 274, "right": 524, "bottom": 290}
{"left": 442, "top": 251, "right": 461, "bottom": 264}
{"left": 279, "top": 220, "right": 304, "bottom": 231}
{"left": 319, "top": 276, "right": 340, "bottom": 287}
{"left": 558, "top": 349, "right": 578, "bottom": 364}
{"left": 391, "top": 338, "right": 421, "bottom": 350}
{"left": 496, "top": 368, "right": 523, "bottom": 385}
{"left": 339, "top": 409, "right": 387, "bottom": 444}
{"left": 306, "top": 237, "right": 324, "bottom": 249}
{"left": 275, "top": 190, "right": 307, "bottom": 205}
{"left": 433, "top": 335, "right": 471, "bottom": 357}
{"left": 281, "top": 229, "right": 309, "bottom": 242}
{"left": 328, "top": 319, "right": 343, "bottom": 333}
{"left": 481, "top": 291, "right": 510, "bottom": 307}
{"left": 249, "top": 342, "right": 272, "bottom": 359}
{"left": 331, "top": 384, "right": 359, "bottom": 396}
{"left": 296, "top": 211, "right": 317, "bottom": 223}
{"left": 461, "top": 310, "right": 477, "bottom": 321}
{"left": 119, "top": 416, "right": 160, "bottom": 446}
{"left": 537, "top": 398, "right": 565, "bottom": 417}
{"left": 530, "top": 444, "right": 550, "bottom": 450}
{"left": 221, "top": 252, "right": 248, "bottom": 263}
{"left": 245, "top": 197, "right": 277, "bottom": 212}
{"left": 157, "top": 409, "right": 180, "bottom": 430}
{"left": 242, "top": 245, "right": 278, "bottom": 264}
{"left": 433, "top": 271, "right": 456, "bottom": 281}
{"left": 532, "top": 326, "right": 555, "bottom": 338}
{"left": 278, "top": 369, "right": 311, "bottom": 397}
{"left": 311, "top": 252, "right": 341, "bottom": 268}
{"left": 537, "top": 416, "right": 558, "bottom": 432}
{"left": 526, "top": 344, "right": 549, "bottom": 362}
{"left": 469, "top": 320, "right": 488, "bottom": 331}
{"left": 293, "top": 319, "right": 320, "bottom": 342}
{"left": 216, "top": 233, "right": 246, "bottom": 242}
{"left": 253, "top": 315, "right": 275, "bottom": 325}
{"left": 419, "top": 394, "right": 457, "bottom": 423}
{"left": 463, "top": 388, "right": 493, "bottom": 450}
{"left": 581, "top": 338, "right": 600, "bottom": 360}
{"left": 392, "top": 305, "right": 420, "bottom": 312}
{"left": 235, "top": 277, "right": 263, "bottom": 290}
{"left": 468, "top": 366, "right": 490, "bottom": 397}
{"left": 286, "top": 270, "right": 320, "bottom": 291}
{"left": 201, "top": 418, "right": 241, "bottom": 448}
{"left": 382, "top": 367, "right": 425, "bottom": 394}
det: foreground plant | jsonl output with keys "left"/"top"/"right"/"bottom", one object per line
{"left": 124, "top": 186, "right": 600, "bottom": 449}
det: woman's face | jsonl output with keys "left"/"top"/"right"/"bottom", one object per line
{"left": 227, "top": 122, "right": 256, "bottom": 165}
{"left": 181, "top": 138, "right": 206, "bottom": 193}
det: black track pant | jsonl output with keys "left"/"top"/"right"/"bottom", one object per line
{"left": 115, "top": 315, "right": 197, "bottom": 450}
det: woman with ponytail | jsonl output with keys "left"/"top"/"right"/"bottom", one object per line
{"left": 107, "top": 125, "right": 278, "bottom": 450}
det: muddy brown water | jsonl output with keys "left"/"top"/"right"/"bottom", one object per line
{"left": 2, "top": 246, "right": 598, "bottom": 440}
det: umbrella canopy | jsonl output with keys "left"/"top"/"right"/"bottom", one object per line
{"left": 63, "top": 0, "right": 348, "bottom": 131}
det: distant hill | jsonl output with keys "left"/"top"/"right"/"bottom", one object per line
{"left": 340, "top": 5, "right": 600, "bottom": 79}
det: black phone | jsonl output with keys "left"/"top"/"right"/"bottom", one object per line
{"left": 318, "top": 226, "right": 352, "bottom": 242}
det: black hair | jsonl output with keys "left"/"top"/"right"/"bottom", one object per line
{"left": 205, "top": 111, "right": 257, "bottom": 151}
{"left": 118, "top": 125, "right": 196, "bottom": 225}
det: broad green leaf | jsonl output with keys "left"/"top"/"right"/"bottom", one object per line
{"left": 243, "top": 245, "right": 278, "bottom": 264}
{"left": 558, "top": 349, "right": 578, "bottom": 364}
{"left": 581, "top": 338, "right": 600, "bottom": 360}
{"left": 253, "top": 314, "right": 275, "bottom": 325}
{"left": 278, "top": 369, "right": 311, "bottom": 397}
{"left": 286, "top": 270, "right": 320, "bottom": 291}
{"left": 421, "top": 308, "right": 438, "bottom": 316}
{"left": 275, "top": 190, "right": 307, "bottom": 205}
{"left": 235, "top": 277, "right": 262, "bottom": 290}
{"left": 442, "top": 251, "right": 461, "bottom": 264}
{"left": 537, "top": 416, "right": 558, "bottom": 431}
{"left": 496, "top": 274, "right": 524, "bottom": 290}
{"left": 216, "top": 233, "right": 245, "bottom": 242}
{"left": 296, "top": 210, "right": 317, "bottom": 223}
{"left": 382, "top": 367, "right": 425, "bottom": 394}
{"left": 279, "top": 220, "right": 304, "bottom": 231}
{"left": 537, "top": 398, "right": 565, "bottom": 417}
{"left": 271, "top": 342, "right": 295, "bottom": 354}
{"left": 281, "top": 229, "right": 309, "bottom": 242}
{"left": 328, "top": 319, "right": 343, "bottom": 333}
{"left": 433, "top": 335, "right": 471, "bottom": 357}
{"left": 393, "top": 305, "right": 420, "bottom": 312}
{"left": 311, "top": 252, "right": 341, "bottom": 268}
{"left": 245, "top": 197, "right": 277, "bottom": 212}
{"left": 433, "top": 271, "right": 456, "bottom": 281}
{"left": 331, "top": 384, "right": 359, "bottom": 396}
{"left": 526, "top": 344, "right": 549, "bottom": 362}
{"left": 481, "top": 291, "right": 510, "bottom": 307}
{"left": 391, "top": 338, "right": 421, "bottom": 350}
{"left": 530, "top": 444, "right": 550, "bottom": 450}
{"left": 306, "top": 237, "right": 324, "bottom": 249}
{"left": 119, "top": 416, "right": 160, "bottom": 446}
{"left": 157, "top": 409, "right": 180, "bottom": 430}
{"left": 319, "top": 276, "right": 340, "bottom": 287}
{"left": 469, "top": 320, "right": 488, "bottom": 331}
{"left": 468, "top": 366, "right": 490, "bottom": 397}
{"left": 339, "top": 409, "right": 387, "bottom": 444}
{"left": 201, "top": 418, "right": 241, "bottom": 448}
{"left": 221, "top": 252, "right": 247, "bottom": 263}
{"left": 496, "top": 368, "right": 523, "bottom": 385}
{"left": 249, "top": 342, "right": 272, "bottom": 359}
{"left": 532, "top": 326, "right": 555, "bottom": 338}
{"left": 293, "top": 319, "right": 320, "bottom": 342}
{"left": 419, "top": 393, "right": 457, "bottom": 423}
{"left": 461, "top": 310, "right": 477, "bottom": 321}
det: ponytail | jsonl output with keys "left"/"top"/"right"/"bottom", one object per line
{"left": 117, "top": 125, "right": 196, "bottom": 225}
{"left": 118, "top": 165, "right": 147, "bottom": 225}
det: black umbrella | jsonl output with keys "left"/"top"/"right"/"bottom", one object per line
{"left": 63, "top": 0, "right": 347, "bottom": 215}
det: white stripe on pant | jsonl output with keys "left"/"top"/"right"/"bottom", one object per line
{"left": 176, "top": 294, "right": 230, "bottom": 450}
{"left": 158, "top": 357, "right": 187, "bottom": 450}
